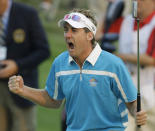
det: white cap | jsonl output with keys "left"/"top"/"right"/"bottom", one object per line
{"left": 58, "top": 12, "right": 97, "bottom": 36}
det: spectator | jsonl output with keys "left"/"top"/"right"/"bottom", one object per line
{"left": 100, "top": 0, "right": 125, "bottom": 53}
{"left": 88, "top": 0, "right": 131, "bottom": 41}
{"left": 40, "top": 0, "right": 52, "bottom": 11}
{"left": 112, "top": 0, "right": 155, "bottom": 130}
{"left": 40, "top": 0, "right": 60, "bottom": 20}
{"left": 0, "top": 0, "right": 50, "bottom": 131}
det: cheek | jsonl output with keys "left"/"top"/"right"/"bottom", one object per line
{"left": 77, "top": 33, "right": 87, "bottom": 41}
{"left": 75, "top": 37, "right": 86, "bottom": 49}
{"left": 73, "top": 32, "right": 87, "bottom": 47}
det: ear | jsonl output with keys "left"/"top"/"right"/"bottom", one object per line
{"left": 86, "top": 32, "right": 93, "bottom": 41}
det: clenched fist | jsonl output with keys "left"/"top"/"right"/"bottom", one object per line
{"left": 8, "top": 75, "right": 24, "bottom": 95}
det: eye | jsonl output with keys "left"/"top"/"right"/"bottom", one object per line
{"left": 64, "top": 27, "right": 68, "bottom": 33}
{"left": 72, "top": 28, "right": 77, "bottom": 32}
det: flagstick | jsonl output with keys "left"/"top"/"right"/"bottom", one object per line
{"left": 132, "top": 0, "right": 141, "bottom": 128}
{"left": 136, "top": 18, "right": 141, "bottom": 128}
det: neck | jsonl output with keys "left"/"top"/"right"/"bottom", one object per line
{"left": 74, "top": 52, "right": 90, "bottom": 69}
{"left": 74, "top": 44, "right": 94, "bottom": 69}
{"left": 74, "top": 58, "right": 83, "bottom": 69}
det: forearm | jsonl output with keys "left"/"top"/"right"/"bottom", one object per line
{"left": 126, "top": 100, "right": 137, "bottom": 117}
{"left": 19, "top": 86, "right": 62, "bottom": 108}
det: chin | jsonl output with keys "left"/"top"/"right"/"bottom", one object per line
{"left": 69, "top": 52, "right": 77, "bottom": 59}
{"left": 68, "top": 50, "right": 74, "bottom": 56}
{"left": 69, "top": 53, "right": 75, "bottom": 58}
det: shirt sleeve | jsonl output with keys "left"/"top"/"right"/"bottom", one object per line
{"left": 45, "top": 60, "right": 65, "bottom": 100}
{"left": 112, "top": 59, "right": 137, "bottom": 103}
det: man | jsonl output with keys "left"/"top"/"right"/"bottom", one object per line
{"left": 0, "top": 0, "right": 50, "bottom": 131}
{"left": 8, "top": 9, "right": 146, "bottom": 131}
{"left": 116, "top": 0, "right": 155, "bottom": 130}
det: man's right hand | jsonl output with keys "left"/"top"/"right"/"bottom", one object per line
{"left": 8, "top": 75, "right": 24, "bottom": 95}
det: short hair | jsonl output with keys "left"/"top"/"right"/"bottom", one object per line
{"left": 69, "top": 8, "right": 97, "bottom": 46}
{"left": 69, "top": 8, "right": 97, "bottom": 27}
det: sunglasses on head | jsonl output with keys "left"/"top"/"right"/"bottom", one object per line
{"left": 64, "top": 14, "right": 81, "bottom": 22}
{"left": 62, "top": 13, "right": 96, "bottom": 35}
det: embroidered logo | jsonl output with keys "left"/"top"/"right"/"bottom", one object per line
{"left": 13, "top": 29, "right": 25, "bottom": 43}
{"left": 89, "top": 78, "right": 97, "bottom": 87}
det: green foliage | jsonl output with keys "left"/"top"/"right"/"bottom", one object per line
{"left": 37, "top": 106, "right": 62, "bottom": 131}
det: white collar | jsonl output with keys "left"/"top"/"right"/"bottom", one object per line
{"left": 69, "top": 43, "right": 102, "bottom": 66}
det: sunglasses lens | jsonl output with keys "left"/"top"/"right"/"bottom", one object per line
{"left": 64, "top": 14, "right": 70, "bottom": 20}
{"left": 64, "top": 14, "right": 81, "bottom": 22}
{"left": 72, "top": 15, "right": 81, "bottom": 22}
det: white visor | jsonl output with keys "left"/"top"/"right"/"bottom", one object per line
{"left": 58, "top": 12, "right": 97, "bottom": 36}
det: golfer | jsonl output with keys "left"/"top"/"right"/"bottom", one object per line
{"left": 8, "top": 9, "right": 147, "bottom": 131}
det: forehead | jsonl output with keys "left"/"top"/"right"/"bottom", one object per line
{"left": 63, "top": 22, "right": 85, "bottom": 32}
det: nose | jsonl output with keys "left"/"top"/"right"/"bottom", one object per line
{"left": 64, "top": 29, "right": 72, "bottom": 38}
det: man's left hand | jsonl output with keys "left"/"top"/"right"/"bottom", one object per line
{"left": 136, "top": 110, "right": 147, "bottom": 126}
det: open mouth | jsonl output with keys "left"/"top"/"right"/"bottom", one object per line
{"left": 68, "top": 42, "right": 74, "bottom": 49}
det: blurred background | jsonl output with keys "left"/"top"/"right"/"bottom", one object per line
{"left": 13, "top": 0, "right": 88, "bottom": 131}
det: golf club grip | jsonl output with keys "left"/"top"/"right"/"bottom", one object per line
{"left": 137, "top": 93, "right": 141, "bottom": 111}
{"left": 137, "top": 93, "right": 141, "bottom": 128}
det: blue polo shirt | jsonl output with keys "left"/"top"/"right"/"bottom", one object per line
{"left": 45, "top": 44, "right": 137, "bottom": 131}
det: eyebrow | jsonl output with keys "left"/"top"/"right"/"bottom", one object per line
{"left": 71, "top": 27, "right": 77, "bottom": 30}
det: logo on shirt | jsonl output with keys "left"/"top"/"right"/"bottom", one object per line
{"left": 89, "top": 78, "right": 97, "bottom": 87}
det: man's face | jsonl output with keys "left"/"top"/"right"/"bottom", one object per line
{"left": 63, "top": 23, "right": 93, "bottom": 61}
{"left": 0, "top": 0, "right": 8, "bottom": 16}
